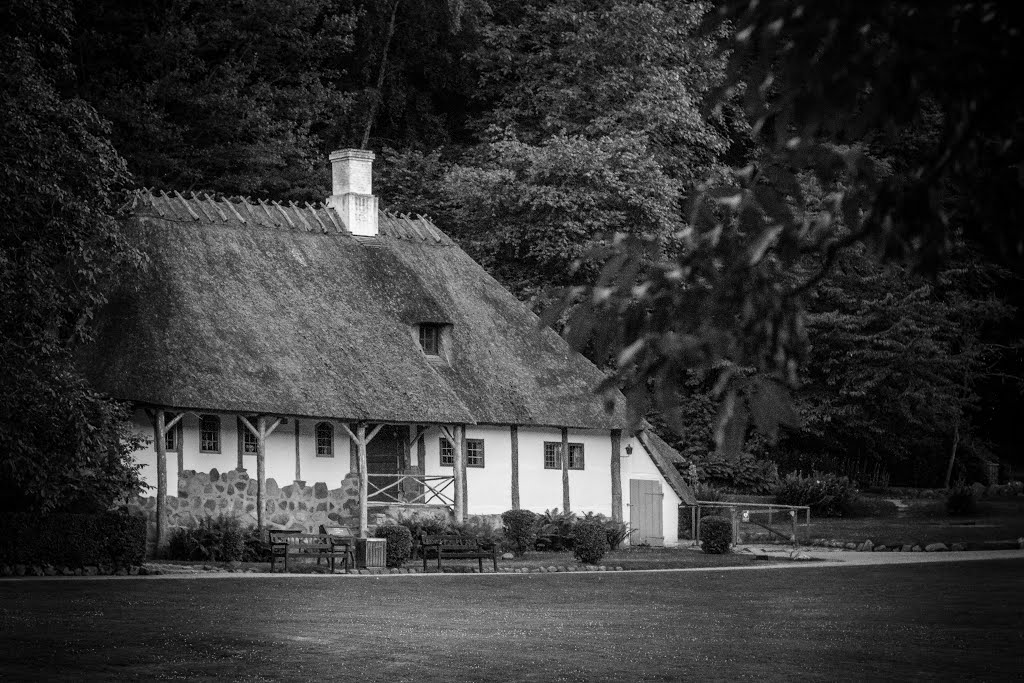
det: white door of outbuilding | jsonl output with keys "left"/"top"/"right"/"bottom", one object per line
{"left": 629, "top": 479, "right": 664, "bottom": 546}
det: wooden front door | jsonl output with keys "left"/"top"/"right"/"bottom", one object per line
{"left": 366, "top": 426, "right": 404, "bottom": 500}
{"left": 629, "top": 479, "right": 664, "bottom": 546}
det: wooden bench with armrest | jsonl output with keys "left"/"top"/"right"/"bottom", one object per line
{"left": 269, "top": 528, "right": 355, "bottom": 573}
{"left": 419, "top": 534, "right": 499, "bottom": 572}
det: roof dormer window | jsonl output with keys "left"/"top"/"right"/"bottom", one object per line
{"left": 418, "top": 323, "right": 442, "bottom": 356}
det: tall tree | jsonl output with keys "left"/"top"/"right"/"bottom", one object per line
{"left": 72, "top": 0, "right": 359, "bottom": 200}
{"left": 1, "top": 0, "right": 145, "bottom": 513}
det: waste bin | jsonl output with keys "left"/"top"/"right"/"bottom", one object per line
{"left": 356, "top": 538, "right": 387, "bottom": 568}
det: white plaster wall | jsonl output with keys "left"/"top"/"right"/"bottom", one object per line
{"left": 294, "top": 419, "right": 352, "bottom": 487}
{"left": 621, "top": 435, "right": 682, "bottom": 546}
{"left": 419, "top": 426, "right": 615, "bottom": 517}
{"left": 515, "top": 427, "right": 570, "bottom": 513}
{"left": 129, "top": 410, "right": 352, "bottom": 494}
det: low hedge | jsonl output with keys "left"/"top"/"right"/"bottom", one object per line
{"left": 700, "top": 516, "right": 733, "bottom": 554}
{"left": 0, "top": 511, "right": 146, "bottom": 568}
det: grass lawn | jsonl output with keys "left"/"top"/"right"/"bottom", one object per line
{"left": 1, "top": 559, "right": 1021, "bottom": 681}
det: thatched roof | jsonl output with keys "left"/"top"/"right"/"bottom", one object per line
{"left": 82, "top": 190, "right": 626, "bottom": 429}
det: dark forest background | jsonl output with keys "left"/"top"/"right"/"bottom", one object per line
{"left": 3, "top": 0, "right": 1023, "bottom": 512}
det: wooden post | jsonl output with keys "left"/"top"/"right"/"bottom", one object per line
{"left": 730, "top": 506, "right": 739, "bottom": 546}
{"left": 460, "top": 427, "right": 468, "bottom": 515}
{"left": 610, "top": 430, "right": 622, "bottom": 522}
{"left": 154, "top": 409, "right": 167, "bottom": 554}
{"left": 357, "top": 423, "right": 368, "bottom": 537}
{"left": 561, "top": 427, "right": 570, "bottom": 513}
{"left": 452, "top": 425, "right": 466, "bottom": 523}
{"left": 510, "top": 425, "right": 520, "bottom": 510}
{"left": 416, "top": 426, "right": 426, "bottom": 475}
{"left": 294, "top": 419, "right": 301, "bottom": 482}
{"left": 691, "top": 506, "right": 698, "bottom": 545}
{"left": 256, "top": 415, "right": 267, "bottom": 531}
{"left": 790, "top": 509, "right": 798, "bottom": 546}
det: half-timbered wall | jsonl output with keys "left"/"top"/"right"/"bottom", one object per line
{"left": 129, "top": 411, "right": 682, "bottom": 545}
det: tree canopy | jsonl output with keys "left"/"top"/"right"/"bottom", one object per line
{"left": 2, "top": 0, "right": 1021, "bottom": 497}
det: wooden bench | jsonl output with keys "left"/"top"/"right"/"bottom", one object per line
{"left": 419, "top": 534, "right": 499, "bottom": 573}
{"left": 269, "top": 529, "right": 354, "bottom": 573}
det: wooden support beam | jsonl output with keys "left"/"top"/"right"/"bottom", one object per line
{"left": 611, "top": 430, "right": 623, "bottom": 523}
{"left": 357, "top": 423, "right": 369, "bottom": 537}
{"left": 165, "top": 413, "right": 183, "bottom": 432}
{"left": 256, "top": 415, "right": 267, "bottom": 532}
{"left": 294, "top": 419, "right": 301, "bottom": 482}
{"left": 510, "top": 425, "right": 520, "bottom": 510}
{"left": 415, "top": 426, "right": 426, "bottom": 475}
{"left": 154, "top": 409, "right": 168, "bottom": 554}
{"left": 461, "top": 428, "right": 468, "bottom": 514}
{"left": 561, "top": 427, "right": 570, "bottom": 513}
{"left": 452, "top": 425, "right": 466, "bottom": 523}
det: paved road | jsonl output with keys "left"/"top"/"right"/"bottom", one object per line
{"left": 1, "top": 556, "right": 1021, "bottom": 681}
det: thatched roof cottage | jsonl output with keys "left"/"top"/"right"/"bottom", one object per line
{"left": 83, "top": 149, "right": 693, "bottom": 551}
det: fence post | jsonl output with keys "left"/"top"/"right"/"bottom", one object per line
{"left": 768, "top": 505, "right": 773, "bottom": 527}
{"left": 730, "top": 506, "right": 739, "bottom": 545}
{"left": 790, "top": 509, "right": 797, "bottom": 546}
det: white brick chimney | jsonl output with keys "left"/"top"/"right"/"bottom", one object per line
{"left": 327, "top": 149, "right": 378, "bottom": 236}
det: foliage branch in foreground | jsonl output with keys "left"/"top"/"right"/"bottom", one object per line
{"left": 554, "top": 1, "right": 1024, "bottom": 452}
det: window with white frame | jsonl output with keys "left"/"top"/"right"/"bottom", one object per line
{"left": 316, "top": 422, "right": 334, "bottom": 457}
{"left": 200, "top": 415, "right": 221, "bottom": 453}
{"left": 466, "top": 439, "right": 484, "bottom": 467}
{"left": 239, "top": 416, "right": 259, "bottom": 455}
{"left": 543, "top": 441, "right": 584, "bottom": 470}
{"left": 439, "top": 437, "right": 454, "bottom": 466}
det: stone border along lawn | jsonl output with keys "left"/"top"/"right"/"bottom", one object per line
{"left": 0, "top": 546, "right": 788, "bottom": 578}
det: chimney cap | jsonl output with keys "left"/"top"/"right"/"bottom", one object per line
{"left": 330, "top": 149, "right": 375, "bottom": 162}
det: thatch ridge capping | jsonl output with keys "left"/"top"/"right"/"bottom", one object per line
{"left": 127, "top": 188, "right": 452, "bottom": 243}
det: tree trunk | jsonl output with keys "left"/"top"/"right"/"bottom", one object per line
{"left": 943, "top": 422, "right": 961, "bottom": 488}
{"left": 360, "top": 0, "right": 401, "bottom": 149}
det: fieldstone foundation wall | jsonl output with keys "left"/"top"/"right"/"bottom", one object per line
{"left": 128, "top": 468, "right": 362, "bottom": 545}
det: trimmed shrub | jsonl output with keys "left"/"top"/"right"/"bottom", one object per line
{"left": 573, "top": 522, "right": 610, "bottom": 564}
{"left": 774, "top": 472, "right": 859, "bottom": 517}
{"left": 501, "top": 509, "right": 538, "bottom": 555}
{"left": 374, "top": 525, "right": 413, "bottom": 567}
{"left": 946, "top": 487, "right": 978, "bottom": 516}
{"left": 0, "top": 511, "right": 145, "bottom": 568}
{"left": 166, "top": 514, "right": 246, "bottom": 562}
{"left": 699, "top": 516, "right": 733, "bottom": 554}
